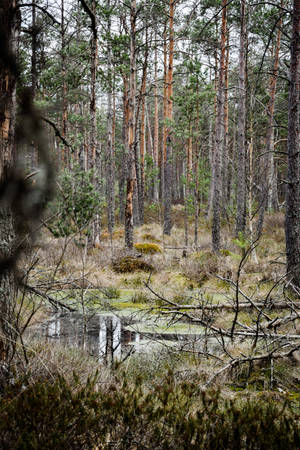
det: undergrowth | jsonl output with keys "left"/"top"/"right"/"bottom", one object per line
{"left": 0, "top": 372, "right": 299, "bottom": 449}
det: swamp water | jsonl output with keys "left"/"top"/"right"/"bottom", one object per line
{"left": 28, "top": 309, "right": 225, "bottom": 362}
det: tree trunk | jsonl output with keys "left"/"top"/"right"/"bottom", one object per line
{"left": 163, "top": 0, "right": 174, "bottom": 236}
{"left": 235, "top": 0, "right": 247, "bottom": 237}
{"left": 106, "top": 0, "right": 115, "bottom": 240}
{"left": 125, "top": 0, "right": 136, "bottom": 249}
{"left": 257, "top": 3, "right": 283, "bottom": 234}
{"left": 138, "top": 27, "right": 148, "bottom": 225}
{"left": 153, "top": 30, "right": 159, "bottom": 202}
{"left": 212, "top": 0, "right": 227, "bottom": 252}
{"left": 119, "top": 75, "right": 129, "bottom": 224}
{"left": 0, "top": 0, "right": 20, "bottom": 372}
{"left": 285, "top": 0, "right": 300, "bottom": 288}
{"left": 61, "top": 0, "right": 68, "bottom": 167}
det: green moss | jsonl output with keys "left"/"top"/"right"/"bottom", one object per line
{"left": 112, "top": 256, "right": 154, "bottom": 273}
{"left": 134, "top": 242, "right": 162, "bottom": 254}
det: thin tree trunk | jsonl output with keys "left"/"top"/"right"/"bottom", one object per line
{"left": 119, "top": 74, "right": 129, "bottom": 224}
{"left": 212, "top": 0, "right": 227, "bottom": 252}
{"left": 61, "top": 0, "right": 68, "bottom": 167}
{"left": 106, "top": 0, "right": 115, "bottom": 239}
{"left": 163, "top": 0, "right": 174, "bottom": 236}
{"left": 285, "top": 0, "right": 300, "bottom": 287}
{"left": 138, "top": 27, "right": 148, "bottom": 225}
{"left": 125, "top": 0, "right": 136, "bottom": 249}
{"left": 153, "top": 30, "right": 159, "bottom": 202}
{"left": 235, "top": 0, "right": 247, "bottom": 237}
{"left": 257, "top": 2, "right": 283, "bottom": 234}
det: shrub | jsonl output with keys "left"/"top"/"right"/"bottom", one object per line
{"left": 182, "top": 251, "right": 219, "bottom": 286}
{"left": 46, "top": 166, "right": 103, "bottom": 237}
{"left": 134, "top": 242, "right": 162, "bottom": 254}
{"left": 111, "top": 256, "right": 154, "bottom": 273}
{"left": 0, "top": 374, "right": 299, "bottom": 449}
{"left": 141, "top": 233, "right": 162, "bottom": 243}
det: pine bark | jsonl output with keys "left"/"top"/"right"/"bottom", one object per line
{"left": 257, "top": 4, "right": 283, "bottom": 235}
{"left": 212, "top": 0, "right": 227, "bottom": 252}
{"left": 163, "top": 0, "right": 174, "bottom": 236}
{"left": 153, "top": 31, "right": 159, "bottom": 202}
{"left": 61, "top": 0, "right": 68, "bottom": 167}
{"left": 0, "top": 0, "right": 20, "bottom": 368}
{"left": 106, "top": 0, "right": 115, "bottom": 239}
{"left": 285, "top": 0, "right": 300, "bottom": 287}
{"left": 235, "top": 0, "right": 247, "bottom": 237}
{"left": 125, "top": 0, "right": 136, "bottom": 249}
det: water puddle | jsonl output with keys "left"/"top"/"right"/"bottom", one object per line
{"left": 28, "top": 311, "right": 226, "bottom": 362}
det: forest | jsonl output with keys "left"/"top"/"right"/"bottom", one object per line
{"left": 0, "top": 0, "right": 300, "bottom": 448}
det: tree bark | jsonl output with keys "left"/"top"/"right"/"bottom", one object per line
{"left": 125, "top": 0, "right": 136, "bottom": 249}
{"left": 163, "top": 0, "right": 174, "bottom": 236}
{"left": 0, "top": 0, "right": 20, "bottom": 369}
{"left": 257, "top": 3, "right": 283, "bottom": 235}
{"left": 285, "top": 0, "right": 300, "bottom": 288}
{"left": 235, "top": 0, "right": 247, "bottom": 237}
{"left": 106, "top": 0, "right": 115, "bottom": 240}
{"left": 212, "top": 0, "right": 227, "bottom": 252}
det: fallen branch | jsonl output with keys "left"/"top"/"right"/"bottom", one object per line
{"left": 205, "top": 343, "right": 300, "bottom": 387}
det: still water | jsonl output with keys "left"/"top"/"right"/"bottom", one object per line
{"left": 28, "top": 311, "right": 217, "bottom": 362}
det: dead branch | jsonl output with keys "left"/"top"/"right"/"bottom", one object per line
{"left": 205, "top": 343, "right": 300, "bottom": 387}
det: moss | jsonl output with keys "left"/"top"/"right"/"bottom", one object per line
{"left": 134, "top": 242, "right": 162, "bottom": 254}
{"left": 112, "top": 256, "right": 154, "bottom": 273}
{"left": 110, "top": 300, "right": 147, "bottom": 309}
{"left": 141, "top": 233, "right": 162, "bottom": 243}
{"left": 220, "top": 248, "right": 240, "bottom": 260}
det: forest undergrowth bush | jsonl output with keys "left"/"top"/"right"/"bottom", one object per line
{"left": 0, "top": 371, "right": 299, "bottom": 449}
{"left": 111, "top": 256, "right": 154, "bottom": 273}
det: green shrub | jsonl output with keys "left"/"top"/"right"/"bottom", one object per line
{"left": 0, "top": 374, "right": 299, "bottom": 449}
{"left": 46, "top": 166, "right": 103, "bottom": 237}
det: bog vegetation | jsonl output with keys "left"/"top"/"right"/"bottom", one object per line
{"left": 0, "top": 0, "right": 300, "bottom": 448}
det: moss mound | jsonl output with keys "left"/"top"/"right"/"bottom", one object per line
{"left": 134, "top": 242, "right": 162, "bottom": 254}
{"left": 112, "top": 256, "right": 154, "bottom": 273}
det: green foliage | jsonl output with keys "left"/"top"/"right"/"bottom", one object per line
{"left": 232, "top": 232, "right": 250, "bottom": 250}
{"left": 112, "top": 256, "right": 154, "bottom": 273}
{"left": 134, "top": 242, "right": 162, "bottom": 254}
{"left": 46, "top": 166, "right": 103, "bottom": 237}
{"left": 0, "top": 374, "right": 299, "bottom": 449}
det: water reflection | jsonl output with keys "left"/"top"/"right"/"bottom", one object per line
{"left": 31, "top": 312, "right": 140, "bottom": 363}
{"left": 29, "top": 312, "right": 225, "bottom": 362}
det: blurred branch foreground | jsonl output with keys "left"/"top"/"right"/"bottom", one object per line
{"left": 0, "top": 1, "right": 53, "bottom": 384}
